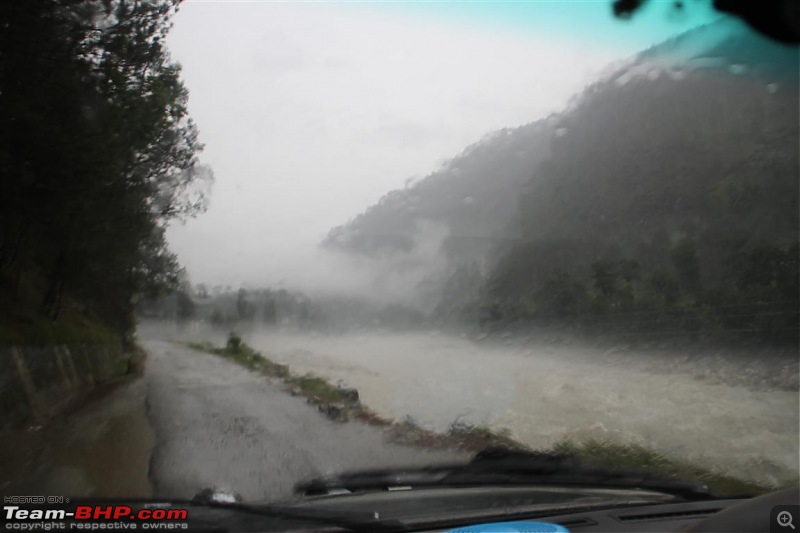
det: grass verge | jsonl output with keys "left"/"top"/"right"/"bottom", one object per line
{"left": 186, "top": 335, "right": 784, "bottom": 498}
{"left": 185, "top": 338, "right": 352, "bottom": 406}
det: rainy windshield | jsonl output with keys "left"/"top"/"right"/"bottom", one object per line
{"left": 0, "top": 0, "right": 798, "bottom": 512}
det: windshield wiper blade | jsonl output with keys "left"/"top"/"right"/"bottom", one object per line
{"left": 438, "top": 471, "right": 715, "bottom": 500}
{"left": 296, "top": 448, "right": 716, "bottom": 501}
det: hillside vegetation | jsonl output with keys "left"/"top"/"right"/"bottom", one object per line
{"left": 325, "top": 20, "right": 799, "bottom": 343}
{"left": 0, "top": 0, "right": 209, "bottom": 345}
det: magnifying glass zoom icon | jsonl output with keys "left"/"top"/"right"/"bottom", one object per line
{"left": 778, "top": 511, "right": 795, "bottom": 529}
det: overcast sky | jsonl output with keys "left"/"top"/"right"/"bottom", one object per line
{"left": 165, "top": 0, "right": 715, "bottom": 289}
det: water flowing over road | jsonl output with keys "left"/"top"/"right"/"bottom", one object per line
{"left": 6, "top": 325, "right": 795, "bottom": 500}
{"left": 143, "top": 340, "right": 465, "bottom": 502}
{"left": 232, "top": 328, "right": 799, "bottom": 488}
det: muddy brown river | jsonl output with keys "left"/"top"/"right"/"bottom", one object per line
{"left": 237, "top": 328, "right": 799, "bottom": 488}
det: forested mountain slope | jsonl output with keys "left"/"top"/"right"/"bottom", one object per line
{"left": 326, "top": 20, "right": 799, "bottom": 340}
{"left": 485, "top": 21, "right": 798, "bottom": 341}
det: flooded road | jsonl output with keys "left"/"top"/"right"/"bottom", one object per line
{"left": 236, "top": 329, "right": 799, "bottom": 488}
{"left": 2, "top": 337, "right": 466, "bottom": 502}
{"left": 143, "top": 340, "right": 465, "bottom": 502}
{"left": 4, "top": 325, "right": 796, "bottom": 500}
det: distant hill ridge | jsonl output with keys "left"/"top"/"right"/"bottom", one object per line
{"left": 323, "top": 19, "right": 798, "bottom": 339}
{"left": 323, "top": 18, "right": 796, "bottom": 263}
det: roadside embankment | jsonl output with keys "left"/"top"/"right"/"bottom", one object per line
{"left": 0, "top": 341, "right": 140, "bottom": 429}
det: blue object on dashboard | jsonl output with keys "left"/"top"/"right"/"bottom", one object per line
{"left": 445, "top": 521, "right": 570, "bottom": 533}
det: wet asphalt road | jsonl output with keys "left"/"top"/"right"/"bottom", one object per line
{"left": 143, "top": 340, "right": 466, "bottom": 502}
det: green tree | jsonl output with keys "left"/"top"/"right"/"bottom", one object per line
{"left": 646, "top": 269, "right": 680, "bottom": 305}
{"left": 0, "top": 0, "right": 211, "bottom": 342}
{"left": 618, "top": 258, "right": 641, "bottom": 284}
{"left": 262, "top": 298, "right": 277, "bottom": 325}
{"left": 175, "top": 291, "right": 196, "bottom": 321}
{"left": 210, "top": 309, "right": 225, "bottom": 326}
{"left": 534, "top": 273, "right": 588, "bottom": 316}
{"left": 591, "top": 259, "right": 619, "bottom": 297}
{"left": 672, "top": 239, "right": 700, "bottom": 296}
{"left": 236, "top": 288, "right": 254, "bottom": 321}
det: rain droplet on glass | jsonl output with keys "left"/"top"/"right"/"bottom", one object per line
{"left": 667, "top": 68, "right": 687, "bottom": 81}
{"left": 614, "top": 72, "right": 633, "bottom": 86}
